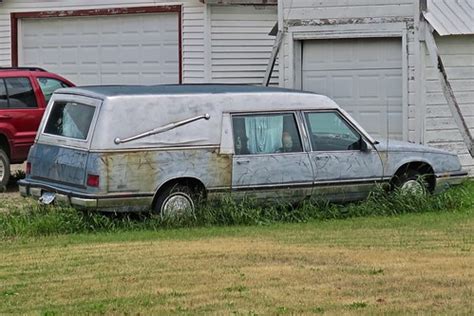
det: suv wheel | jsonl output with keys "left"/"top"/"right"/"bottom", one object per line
{"left": 0, "top": 148, "right": 10, "bottom": 190}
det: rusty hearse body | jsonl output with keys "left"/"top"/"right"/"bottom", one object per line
{"left": 19, "top": 85, "right": 467, "bottom": 215}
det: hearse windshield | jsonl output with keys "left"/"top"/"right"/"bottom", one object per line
{"left": 44, "top": 101, "right": 95, "bottom": 140}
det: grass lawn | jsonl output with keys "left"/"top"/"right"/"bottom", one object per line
{"left": 0, "top": 184, "right": 473, "bottom": 315}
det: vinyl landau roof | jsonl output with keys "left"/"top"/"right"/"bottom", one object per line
{"left": 57, "top": 84, "right": 316, "bottom": 98}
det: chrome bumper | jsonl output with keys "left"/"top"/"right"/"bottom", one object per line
{"left": 18, "top": 180, "right": 153, "bottom": 212}
{"left": 434, "top": 171, "right": 469, "bottom": 193}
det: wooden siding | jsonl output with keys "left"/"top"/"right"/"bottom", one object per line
{"left": 424, "top": 35, "right": 474, "bottom": 174}
{"left": 0, "top": 0, "right": 206, "bottom": 84}
{"left": 210, "top": 5, "right": 277, "bottom": 84}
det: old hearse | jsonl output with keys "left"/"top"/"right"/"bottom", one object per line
{"left": 19, "top": 85, "right": 467, "bottom": 217}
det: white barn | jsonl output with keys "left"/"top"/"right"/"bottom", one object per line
{"left": 278, "top": 0, "right": 474, "bottom": 174}
{"left": 0, "top": 0, "right": 278, "bottom": 85}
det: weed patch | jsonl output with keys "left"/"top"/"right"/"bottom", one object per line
{"left": 0, "top": 181, "right": 472, "bottom": 238}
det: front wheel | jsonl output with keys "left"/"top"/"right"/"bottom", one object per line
{"left": 0, "top": 148, "right": 10, "bottom": 190}
{"left": 393, "top": 169, "right": 430, "bottom": 195}
{"left": 154, "top": 184, "right": 197, "bottom": 220}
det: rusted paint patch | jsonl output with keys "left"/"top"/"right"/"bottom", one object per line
{"left": 101, "top": 148, "right": 232, "bottom": 194}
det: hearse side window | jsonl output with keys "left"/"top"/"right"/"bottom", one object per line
{"left": 44, "top": 102, "right": 95, "bottom": 140}
{"left": 305, "top": 112, "right": 362, "bottom": 151}
{"left": 37, "top": 78, "right": 70, "bottom": 104}
{"left": 232, "top": 113, "right": 302, "bottom": 155}
{"left": 4, "top": 77, "right": 38, "bottom": 108}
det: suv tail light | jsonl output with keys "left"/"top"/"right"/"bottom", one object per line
{"left": 87, "top": 174, "right": 100, "bottom": 187}
{"left": 26, "top": 162, "right": 31, "bottom": 175}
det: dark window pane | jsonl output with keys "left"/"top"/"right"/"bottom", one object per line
{"left": 0, "top": 80, "right": 8, "bottom": 109}
{"left": 5, "top": 77, "right": 37, "bottom": 108}
{"left": 305, "top": 112, "right": 362, "bottom": 151}
{"left": 37, "top": 77, "right": 70, "bottom": 104}
{"left": 44, "top": 102, "right": 95, "bottom": 140}
{"left": 232, "top": 113, "right": 302, "bottom": 155}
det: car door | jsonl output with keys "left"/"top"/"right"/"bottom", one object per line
{"left": 303, "top": 111, "right": 384, "bottom": 202}
{"left": 231, "top": 112, "right": 314, "bottom": 203}
{"left": 0, "top": 77, "right": 44, "bottom": 161}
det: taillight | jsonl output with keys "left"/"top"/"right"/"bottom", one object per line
{"left": 87, "top": 174, "right": 100, "bottom": 187}
{"left": 26, "top": 162, "right": 31, "bottom": 175}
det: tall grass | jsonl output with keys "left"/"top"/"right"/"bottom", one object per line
{"left": 0, "top": 182, "right": 472, "bottom": 238}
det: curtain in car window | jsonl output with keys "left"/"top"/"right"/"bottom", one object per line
{"left": 244, "top": 116, "right": 283, "bottom": 154}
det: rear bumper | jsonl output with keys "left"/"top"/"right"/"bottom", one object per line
{"left": 18, "top": 179, "right": 153, "bottom": 212}
{"left": 434, "top": 171, "right": 469, "bottom": 193}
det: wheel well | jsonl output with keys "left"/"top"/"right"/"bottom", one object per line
{"left": 391, "top": 161, "right": 436, "bottom": 192}
{"left": 152, "top": 177, "right": 206, "bottom": 209}
{"left": 0, "top": 134, "right": 10, "bottom": 159}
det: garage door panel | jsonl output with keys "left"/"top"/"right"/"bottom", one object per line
{"left": 20, "top": 13, "right": 179, "bottom": 85}
{"left": 302, "top": 38, "right": 403, "bottom": 140}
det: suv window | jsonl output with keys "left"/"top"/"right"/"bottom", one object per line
{"left": 0, "top": 80, "right": 7, "bottom": 109}
{"left": 37, "top": 77, "right": 69, "bottom": 104}
{"left": 232, "top": 113, "right": 302, "bottom": 155}
{"left": 305, "top": 112, "right": 362, "bottom": 151}
{"left": 44, "top": 101, "right": 95, "bottom": 140}
{"left": 4, "top": 77, "right": 38, "bottom": 108}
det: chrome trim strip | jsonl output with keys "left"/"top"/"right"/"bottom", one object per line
{"left": 208, "top": 177, "right": 387, "bottom": 192}
{"left": 435, "top": 171, "right": 468, "bottom": 178}
{"left": 89, "top": 145, "right": 220, "bottom": 153}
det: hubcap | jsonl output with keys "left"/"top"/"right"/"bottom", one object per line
{"left": 161, "top": 192, "right": 194, "bottom": 219}
{"left": 400, "top": 179, "right": 426, "bottom": 195}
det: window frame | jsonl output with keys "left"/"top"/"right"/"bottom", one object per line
{"left": 302, "top": 110, "right": 368, "bottom": 153}
{"left": 230, "top": 111, "right": 306, "bottom": 157}
{"left": 38, "top": 94, "right": 101, "bottom": 149}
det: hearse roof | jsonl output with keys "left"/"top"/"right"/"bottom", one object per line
{"left": 56, "top": 84, "right": 317, "bottom": 98}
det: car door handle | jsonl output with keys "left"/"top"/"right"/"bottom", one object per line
{"left": 236, "top": 160, "right": 250, "bottom": 165}
{"left": 315, "top": 156, "right": 329, "bottom": 160}
{"left": 0, "top": 114, "right": 12, "bottom": 120}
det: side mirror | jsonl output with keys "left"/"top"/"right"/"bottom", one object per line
{"left": 360, "top": 139, "right": 371, "bottom": 152}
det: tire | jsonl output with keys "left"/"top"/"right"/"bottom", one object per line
{"left": 393, "top": 169, "right": 429, "bottom": 195}
{"left": 0, "top": 148, "right": 10, "bottom": 190}
{"left": 154, "top": 184, "right": 197, "bottom": 219}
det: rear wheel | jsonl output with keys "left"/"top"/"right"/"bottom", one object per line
{"left": 154, "top": 184, "right": 197, "bottom": 219}
{"left": 393, "top": 169, "right": 429, "bottom": 195}
{"left": 0, "top": 148, "right": 10, "bottom": 190}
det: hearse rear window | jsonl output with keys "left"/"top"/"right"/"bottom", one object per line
{"left": 44, "top": 102, "right": 95, "bottom": 140}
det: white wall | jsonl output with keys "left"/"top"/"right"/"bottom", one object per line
{"left": 0, "top": 0, "right": 206, "bottom": 83}
{"left": 210, "top": 5, "right": 277, "bottom": 85}
{"left": 423, "top": 35, "right": 474, "bottom": 174}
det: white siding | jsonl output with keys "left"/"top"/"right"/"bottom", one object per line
{"left": 210, "top": 5, "right": 277, "bottom": 84}
{"left": 424, "top": 35, "right": 474, "bottom": 174}
{"left": 0, "top": 0, "right": 206, "bottom": 84}
{"left": 283, "top": 0, "right": 415, "bottom": 20}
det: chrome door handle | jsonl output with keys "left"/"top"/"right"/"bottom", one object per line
{"left": 236, "top": 160, "right": 250, "bottom": 165}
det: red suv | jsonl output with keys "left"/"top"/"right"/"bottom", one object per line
{"left": 0, "top": 67, "right": 74, "bottom": 188}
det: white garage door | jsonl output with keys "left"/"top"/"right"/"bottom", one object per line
{"left": 19, "top": 13, "right": 179, "bottom": 85}
{"left": 302, "top": 38, "right": 403, "bottom": 140}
